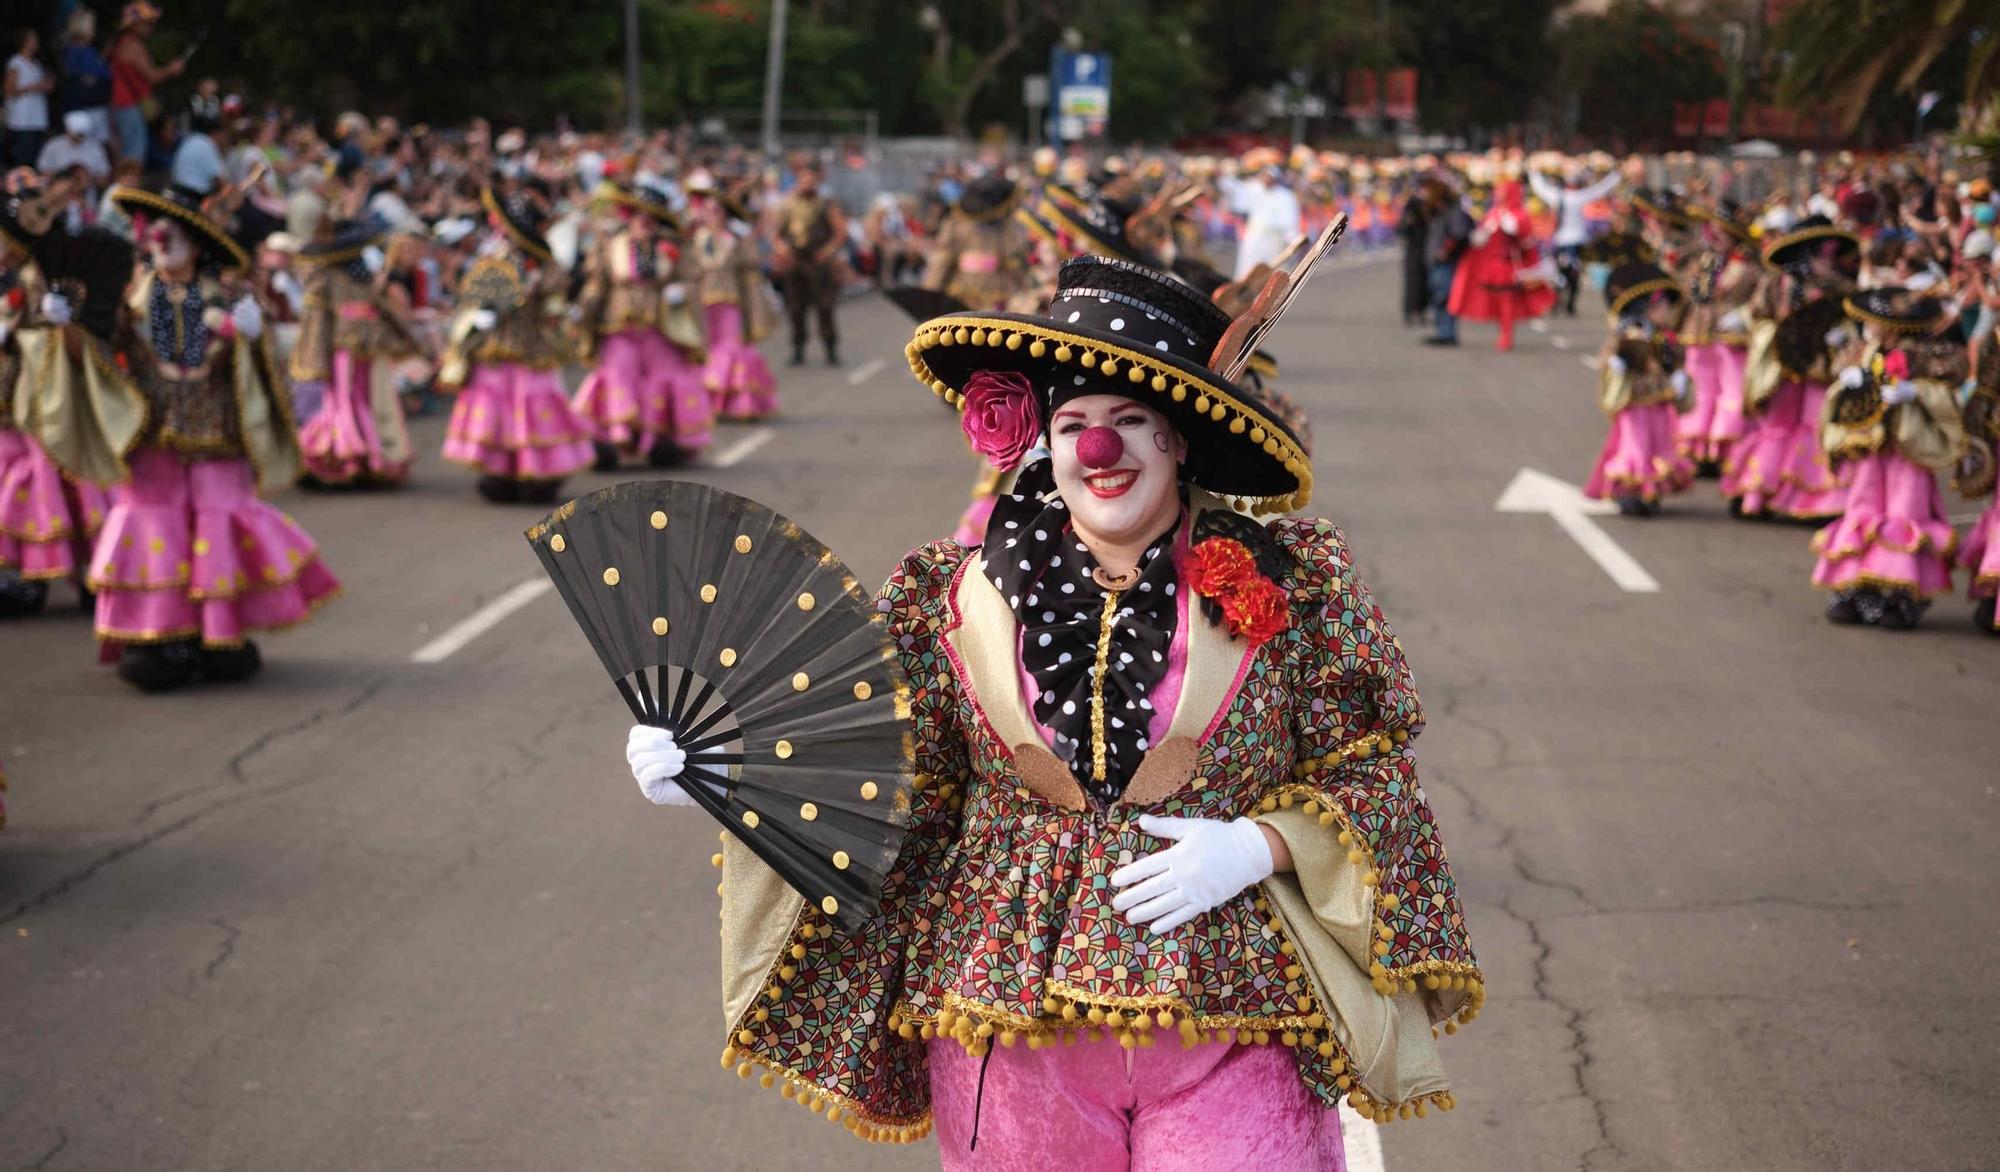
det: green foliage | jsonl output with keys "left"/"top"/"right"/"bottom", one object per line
{"left": 1773, "top": 0, "right": 1999, "bottom": 132}
{"left": 1550, "top": 0, "right": 1723, "bottom": 141}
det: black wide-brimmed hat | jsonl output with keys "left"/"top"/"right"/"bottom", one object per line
{"left": 1032, "top": 183, "right": 1163, "bottom": 269}
{"left": 1843, "top": 287, "right": 1946, "bottom": 334}
{"left": 1605, "top": 261, "right": 1684, "bottom": 321}
{"left": 1687, "top": 199, "right": 1752, "bottom": 243}
{"left": 956, "top": 175, "right": 1020, "bottom": 223}
{"left": 1631, "top": 187, "right": 1695, "bottom": 230}
{"left": 481, "top": 184, "right": 555, "bottom": 264}
{"left": 905, "top": 254, "right": 1311, "bottom": 511}
{"left": 298, "top": 218, "right": 386, "bottom": 267}
{"left": 1763, "top": 214, "right": 1859, "bottom": 268}
{"left": 590, "top": 180, "right": 682, "bottom": 232}
{"left": 108, "top": 184, "right": 252, "bottom": 270}
{"left": 0, "top": 184, "right": 57, "bottom": 256}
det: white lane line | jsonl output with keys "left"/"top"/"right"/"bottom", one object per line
{"left": 1340, "top": 1102, "right": 1386, "bottom": 1172}
{"left": 1529, "top": 318, "right": 1548, "bottom": 333}
{"left": 411, "top": 579, "right": 552, "bottom": 663}
{"left": 1552, "top": 334, "right": 1571, "bottom": 351}
{"left": 710, "top": 429, "right": 773, "bottom": 468}
{"left": 845, "top": 357, "right": 886, "bottom": 386}
{"left": 1579, "top": 355, "right": 1600, "bottom": 371}
{"left": 1496, "top": 466, "right": 1661, "bottom": 593}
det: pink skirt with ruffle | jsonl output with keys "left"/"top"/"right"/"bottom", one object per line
{"left": 572, "top": 327, "right": 715, "bottom": 452}
{"left": 1678, "top": 342, "right": 1747, "bottom": 466}
{"left": 443, "top": 363, "right": 596, "bottom": 481}
{"left": 88, "top": 447, "right": 341, "bottom": 647}
{"left": 1585, "top": 401, "right": 1695, "bottom": 502}
{"left": 1809, "top": 450, "right": 1955, "bottom": 599}
{"left": 1959, "top": 496, "right": 2000, "bottom": 607}
{"left": 0, "top": 429, "right": 109, "bottom": 581}
{"left": 703, "top": 303, "right": 778, "bottom": 421}
{"left": 297, "top": 350, "right": 412, "bottom": 486}
{"left": 1724, "top": 379, "right": 1849, "bottom": 519}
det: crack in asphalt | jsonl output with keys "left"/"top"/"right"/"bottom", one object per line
{"left": 23, "top": 1127, "right": 69, "bottom": 1171}
{"left": 201, "top": 918, "right": 241, "bottom": 981}
{"left": 0, "top": 678, "right": 389, "bottom": 928}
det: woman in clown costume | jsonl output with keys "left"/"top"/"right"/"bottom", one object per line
{"left": 625, "top": 255, "right": 1482, "bottom": 1168}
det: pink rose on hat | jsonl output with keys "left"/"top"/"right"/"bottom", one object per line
{"left": 960, "top": 369, "right": 1039, "bottom": 469}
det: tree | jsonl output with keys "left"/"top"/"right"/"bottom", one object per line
{"left": 1773, "top": 0, "right": 2000, "bottom": 132}
{"left": 1548, "top": 0, "right": 1725, "bottom": 144}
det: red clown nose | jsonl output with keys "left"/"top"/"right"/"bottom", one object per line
{"left": 1076, "top": 426, "right": 1124, "bottom": 469}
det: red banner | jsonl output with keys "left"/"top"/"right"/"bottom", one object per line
{"left": 1672, "top": 102, "right": 1699, "bottom": 138}
{"left": 1343, "top": 70, "right": 1378, "bottom": 118}
{"left": 1383, "top": 69, "right": 1418, "bottom": 121}
{"left": 1702, "top": 98, "right": 1730, "bottom": 137}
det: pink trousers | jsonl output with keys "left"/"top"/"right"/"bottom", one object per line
{"left": 927, "top": 1037, "right": 1345, "bottom": 1172}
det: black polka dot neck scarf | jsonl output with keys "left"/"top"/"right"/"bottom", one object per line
{"left": 985, "top": 459, "right": 1181, "bottom": 805}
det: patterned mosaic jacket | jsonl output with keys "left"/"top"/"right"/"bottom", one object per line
{"left": 713, "top": 507, "right": 1483, "bottom": 1145}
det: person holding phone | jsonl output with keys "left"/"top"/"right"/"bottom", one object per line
{"left": 108, "top": 2, "right": 185, "bottom": 166}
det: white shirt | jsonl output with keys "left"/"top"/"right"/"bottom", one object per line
{"left": 1235, "top": 181, "right": 1301, "bottom": 279}
{"left": 5, "top": 55, "right": 49, "bottom": 131}
{"left": 36, "top": 133, "right": 109, "bottom": 181}
{"left": 1527, "top": 171, "right": 1620, "bottom": 248}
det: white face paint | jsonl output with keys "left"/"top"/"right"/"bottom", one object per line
{"left": 1049, "top": 393, "right": 1185, "bottom": 552}
{"left": 147, "top": 220, "right": 195, "bottom": 272}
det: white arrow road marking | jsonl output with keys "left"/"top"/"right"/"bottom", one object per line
{"left": 1552, "top": 334, "right": 1571, "bottom": 351}
{"left": 710, "top": 429, "right": 774, "bottom": 468}
{"left": 845, "top": 357, "right": 886, "bottom": 386}
{"left": 1339, "top": 1102, "right": 1387, "bottom": 1172}
{"left": 1495, "top": 467, "right": 1661, "bottom": 592}
{"left": 411, "top": 578, "right": 552, "bottom": 663}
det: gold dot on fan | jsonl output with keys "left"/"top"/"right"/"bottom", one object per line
{"left": 650, "top": 511, "right": 667, "bottom": 529}
{"left": 652, "top": 617, "right": 669, "bottom": 636}
{"left": 602, "top": 567, "right": 621, "bottom": 586}
{"left": 821, "top": 896, "right": 839, "bottom": 917}
{"left": 775, "top": 740, "right": 794, "bottom": 760}
{"left": 734, "top": 535, "right": 752, "bottom": 554}
{"left": 792, "top": 672, "right": 810, "bottom": 692}
{"left": 700, "top": 584, "right": 717, "bottom": 603}
{"left": 852, "top": 681, "right": 873, "bottom": 701}
{"left": 859, "top": 781, "right": 879, "bottom": 801}
{"left": 743, "top": 810, "right": 760, "bottom": 829}
{"left": 832, "top": 851, "right": 850, "bottom": 871}
{"left": 550, "top": 534, "right": 566, "bottom": 552}
{"left": 797, "top": 592, "right": 816, "bottom": 611}
{"left": 720, "top": 648, "right": 738, "bottom": 668}
{"left": 799, "top": 802, "right": 818, "bottom": 821}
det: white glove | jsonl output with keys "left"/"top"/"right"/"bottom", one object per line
{"left": 1825, "top": 324, "right": 1852, "bottom": 348}
{"left": 1670, "top": 369, "right": 1691, "bottom": 396}
{"left": 1836, "top": 365, "right": 1867, "bottom": 390}
{"left": 628, "top": 724, "right": 694, "bottom": 806}
{"left": 1110, "top": 814, "right": 1276, "bottom": 935}
{"left": 469, "top": 308, "right": 498, "bottom": 332}
{"left": 1881, "top": 379, "right": 1919, "bottom": 406}
{"left": 665, "top": 283, "right": 688, "bottom": 306}
{"left": 230, "top": 297, "right": 264, "bottom": 340}
{"left": 1717, "top": 309, "right": 1747, "bottom": 333}
{"left": 39, "top": 292, "right": 71, "bottom": 326}
{"left": 362, "top": 244, "right": 386, "bottom": 275}
{"left": 1607, "top": 353, "right": 1629, "bottom": 375}
{"left": 1498, "top": 210, "right": 1520, "bottom": 235}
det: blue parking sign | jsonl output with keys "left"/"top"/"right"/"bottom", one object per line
{"left": 1050, "top": 50, "right": 1112, "bottom": 144}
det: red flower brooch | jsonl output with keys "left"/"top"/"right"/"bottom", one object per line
{"left": 1184, "top": 536, "right": 1290, "bottom": 644}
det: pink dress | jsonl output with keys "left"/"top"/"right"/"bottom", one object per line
{"left": 1962, "top": 496, "right": 2000, "bottom": 627}
{"left": 0, "top": 428, "right": 109, "bottom": 583}
{"left": 1810, "top": 448, "right": 1956, "bottom": 599}
{"left": 1586, "top": 401, "right": 1695, "bottom": 503}
{"left": 444, "top": 362, "right": 596, "bottom": 481}
{"left": 297, "top": 347, "right": 413, "bottom": 486}
{"left": 1725, "top": 380, "right": 1850, "bottom": 519}
{"left": 1678, "top": 341, "right": 1748, "bottom": 466}
{"left": 702, "top": 301, "right": 778, "bottom": 420}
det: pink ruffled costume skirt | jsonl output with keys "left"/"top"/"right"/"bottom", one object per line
{"left": 1724, "top": 379, "right": 1849, "bottom": 519}
{"left": 0, "top": 429, "right": 109, "bottom": 582}
{"left": 702, "top": 303, "right": 778, "bottom": 421}
{"left": 1962, "top": 496, "right": 2000, "bottom": 623}
{"left": 443, "top": 363, "right": 596, "bottom": 481}
{"left": 927, "top": 1035, "right": 1345, "bottom": 1172}
{"left": 88, "top": 447, "right": 341, "bottom": 647}
{"left": 297, "top": 350, "right": 412, "bottom": 486}
{"left": 1678, "top": 342, "right": 1747, "bottom": 466}
{"left": 572, "top": 328, "right": 715, "bottom": 453}
{"left": 1585, "top": 401, "right": 1695, "bottom": 502}
{"left": 1810, "top": 450, "right": 1955, "bottom": 599}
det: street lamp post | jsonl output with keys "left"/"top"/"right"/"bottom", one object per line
{"left": 761, "top": 0, "right": 790, "bottom": 156}
{"left": 624, "top": 0, "right": 642, "bottom": 136}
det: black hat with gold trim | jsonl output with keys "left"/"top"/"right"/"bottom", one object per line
{"left": 1032, "top": 183, "right": 1163, "bottom": 269}
{"left": 0, "top": 182, "right": 58, "bottom": 258}
{"left": 298, "top": 219, "right": 386, "bottom": 267}
{"left": 1604, "top": 261, "right": 1683, "bottom": 322}
{"left": 956, "top": 175, "right": 1021, "bottom": 223}
{"left": 1763, "top": 213, "right": 1859, "bottom": 269}
{"left": 480, "top": 184, "right": 555, "bottom": 264}
{"left": 107, "top": 183, "right": 252, "bottom": 271}
{"left": 1631, "top": 187, "right": 1695, "bottom": 230}
{"left": 590, "top": 180, "right": 683, "bottom": 232}
{"left": 1688, "top": 198, "right": 1753, "bottom": 243}
{"left": 905, "top": 254, "right": 1311, "bottom": 512}
{"left": 1843, "top": 287, "right": 1946, "bottom": 335}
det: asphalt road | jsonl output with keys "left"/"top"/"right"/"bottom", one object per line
{"left": 3, "top": 256, "right": 1997, "bottom": 1171}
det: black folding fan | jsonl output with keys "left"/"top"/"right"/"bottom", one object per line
{"left": 526, "top": 480, "right": 914, "bottom": 933}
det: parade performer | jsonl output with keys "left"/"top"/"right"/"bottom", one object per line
{"left": 1725, "top": 216, "right": 1859, "bottom": 521}
{"left": 774, "top": 163, "right": 846, "bottom": 367}
{"left": 437, "top": 190, "right": 595, "bottom": 504}
{"left": 291, "top": 220, "right": 426, "bottom": 488}
{"left": 0, "top": 182, "right": 109, "bottom": 616}
{"left": 627, "top": 255, "right": 1482, "bottom": 1163}
{"left": 1584, "top": 262, "right": 1696, "bottom": 515}
{"left": 1957, "top": 347, "right": 2000, "bottom": 633}
{"left": 1676, "top": 203, "right": 1760, "bottom": 474}
{"left": 1809, "top": 289, "right": 1967, "bottom": 628}
{"left": 921, "top": 175, "right": 1033, "bottom": 311}
{"left": 686, "top": 176, "right": 779, "bottom": 422}
{"left": 33, "top": 184, "right": 340, "bottom": 690}
{"left": 571, "top": 182, "right": 715, "bottom": 469}
{"left": 1447, "top": 179, "right": 1556, "bottom": 352}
